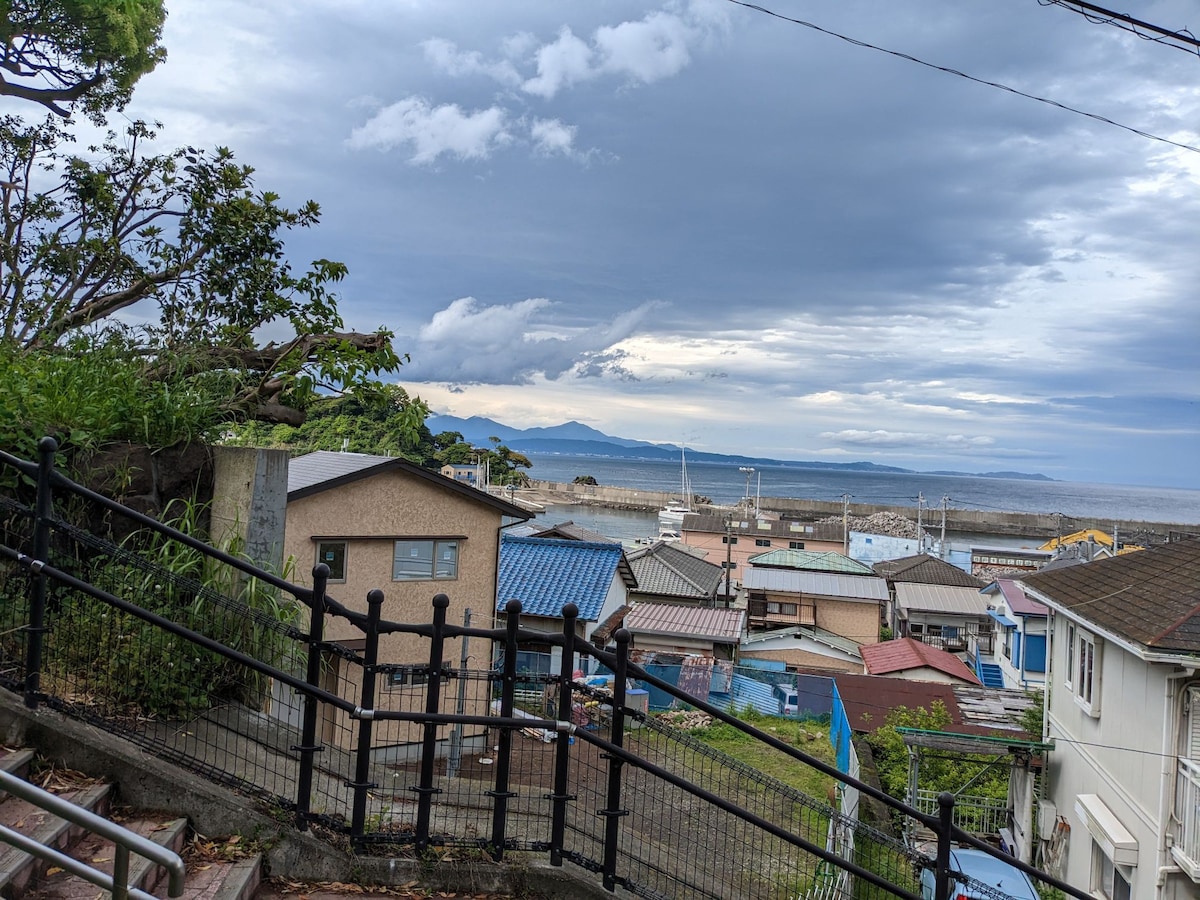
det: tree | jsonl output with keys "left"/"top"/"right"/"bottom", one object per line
{"left": 1, "top": 0, "right": 167, "bottom": 118}
{"left": 0, "top": 117, "right": 400, "bottom": 426}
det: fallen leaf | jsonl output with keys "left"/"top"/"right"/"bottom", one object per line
{"left": 46, "top": 866, "right": 63, "bottom": 876}
{"left": 91, "top": 857, "right": 111, "bottom": 863}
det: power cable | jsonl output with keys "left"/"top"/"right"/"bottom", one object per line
{"left": 1038, "top": 0, "right": 1200, "bottom": 55}
{"left": 723, "top": 0, "right": 1200, "bottom": 155}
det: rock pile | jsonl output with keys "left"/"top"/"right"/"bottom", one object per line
{"left": 818, "top": 511, "right": 919, "bottom": 539}
{"left": 655, "top": 710, "right": 713, "bottom": 731}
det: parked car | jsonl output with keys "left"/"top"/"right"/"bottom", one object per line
{"left": 773, "top": 683, "right": 799, "bottom": 716}
{"left": 918, "top": 847, "right": 1038, "bottom": 900}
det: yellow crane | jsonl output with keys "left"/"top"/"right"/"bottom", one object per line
{"left": 1039, "top": 528, "right": 1143, "bottom": 554}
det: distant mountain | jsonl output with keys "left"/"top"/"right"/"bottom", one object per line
{"left": 425, "top": 415, "right": 1053, "bottom": 481}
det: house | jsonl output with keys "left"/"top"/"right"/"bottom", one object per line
{"left": 873, "top": 552, "right": 985, "bottom": 635}
{"left": 626, "top": 540, "right": 725, "bottom": 606}
{"left": 893, "top": 583, "right": 993, "bottom": 655}
{"left": 496, "top": 534, "right": 636, "bottom": 676}
{"left": 439, "top": 462, "right": 482, "bottom": 486}
{"left": 283, "top": 450, "right": 531, "bottom": 757}
{"left": 976, "top": 579, "right": 1048, "bottom": 691}
{"left": 748, "top": 548, "right": 876, "bottom": 576}
{"left": 859, "top": 637, "right": 981, "bottom": 685}
{"left": 739, "top": 627, "right": 864, "bottom": 674}
{"left": 742, "top": 567, "right": 889, "bottom": 646}
{"left": 680, "top": 512, "right": 843, "bottom": 588}
{"left": 1021, "top": 538, "right": 1200, "bottom": 900}
{"left": 622, "top": 602, "right": 745, "bottom": 662}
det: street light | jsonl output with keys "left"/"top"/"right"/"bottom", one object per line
{"left": 739, "top": 467, "right": 758, "bottom": 515}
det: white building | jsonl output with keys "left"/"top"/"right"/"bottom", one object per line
{"left": 1022, "top": 538, "right": 1200, "bottom": 900}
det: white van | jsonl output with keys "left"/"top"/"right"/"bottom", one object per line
{"left": 774, "top": 683, "right": 799, "bottom": 716}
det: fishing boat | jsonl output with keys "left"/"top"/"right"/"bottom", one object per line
{"left": 658, "top": 447, "right": 692, "bottom": 527}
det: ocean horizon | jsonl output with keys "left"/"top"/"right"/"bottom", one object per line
{"left": 525, "top": 453, "right": 1200, "bottom": 527}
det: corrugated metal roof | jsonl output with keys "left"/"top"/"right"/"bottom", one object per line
{"left": 860, "top": 638, "right": 981, "bottom": 684}
{"left": 894, "top": 583, "right": 991, "bottom": 615}
{"left": 497, "top": 535, "right": 625, "bottom": 621}
{"left": 287, "top": 450, "right": 393, "bottom": 493}
{"left": 749, "top": 549, "right": 874, "bottom": 575}
{"left": 624, "top": 602, "right": 744, "bottom": 642}
{"left": 741, "top": 568, "right": 889, "bottom": 602}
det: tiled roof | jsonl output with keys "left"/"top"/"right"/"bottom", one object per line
{"left": 982, "top": 579, "right": 1047, "bottom": 617}
{"left": 530, "top": 520, "right": 617, "bottom": 543}
{"left": 287, "top": 450, "right": 531, "bottom": 518}
{"left": 626, "top": 542, "right": 723, "bottom": 600}
{"left": 1022, "top": 538, "right": 1200, "bottom": 654}
{"left": 894, "top": 583, "right": 991, "bottom": 616}
{"left": 749, "top": 549, "right": 874, "bottom": 575}
{"left": 624, "top": 602, "right": 745, "bottom": 643}
{"left": 681, "top": 513, "right": 844, "bottom": 542}
{"left": 589, "top": 604, "right": 633, "bottom": 645}
{"left": 860, "top": 638, "right": 981, "bottom": 684}
{"left": 873, "top": 554, "right": 984, "bottom": 588}
{"left": 741, "top": 568, "right": 889, "bottom": 602}
{"left": 497, "top": 535, "right": 627, "bottom": 621}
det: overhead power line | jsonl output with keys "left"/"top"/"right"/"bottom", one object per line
{"left": 723, "top": 0, "right": 1200, "bottom": 155}
{"left": 1039, "top": 0, "right": 1200, "bottom": 55}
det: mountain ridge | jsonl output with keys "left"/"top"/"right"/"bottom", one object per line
{"left": 426, "top": 414, "right": 1055, "bottom": 481}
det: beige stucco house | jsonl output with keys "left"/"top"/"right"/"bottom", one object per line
{"left": 283, "top": 451, "right": 530, "bottom": 757}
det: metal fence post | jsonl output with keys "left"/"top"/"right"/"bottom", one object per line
{"left": 934, "top": 791, "right": 956, "bottom": 900}
{"left": 24, "top": 436, "right": 58, "bottom": 710}
{"left": 488, "top": 599, "right": 522, "bottom": 861}
{"left": 349, "top": 589, "right": 384, "bottom": 851}
{"left": 600, "top": 627, "right": 631, "bottom": 892}
{"left": 447, "top": 607, "right": 472, "bottom": 779}
{"left": 293, "top": 563, "right": 329, "bottom": 830}
{"left": 549, "top": 602, "right": 579, "bottom": 866}
{"left": 414, "top": 592, "right": 449, "bottom": 850}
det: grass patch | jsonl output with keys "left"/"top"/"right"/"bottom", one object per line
{"left": 692, "top": 710, "right": 837, "bottom": 800}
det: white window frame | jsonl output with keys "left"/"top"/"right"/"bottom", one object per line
{"left": 1064, "top": 620, "right": 1076, "bottom": 691}
{"left": 1092, "top": 840, "right": 1132, "bottom": 900}
{"left": 1072, "top": 625, "right": 1101, "bottom": 717}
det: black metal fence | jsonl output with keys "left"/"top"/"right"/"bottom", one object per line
{"left": 0, "top": 439, "right": 1090, "bottom": 900}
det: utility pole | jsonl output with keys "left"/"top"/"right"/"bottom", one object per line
{"left": 841, "top": 493, "right": 851, "bottom": 555}
{"left": 916, "top": 493, "right": 925, "bottom": 552}
{"left": 939, "top": 495, "right": 949, "bottom": 556}
{"left": 723, "top": 514, "right": 733, "bottom": 607}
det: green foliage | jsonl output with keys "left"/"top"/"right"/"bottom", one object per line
{"left": 436, "top": 435, "right": 532, "bottom": 486}
{"left": 0, "top": 115, "right": 400, "bottom": 427}
{"left": 222, "top": 384, "right": 435, "bottom": 463}
{"left": 868, "top": 702, "right": 1010, "bottom": 803}
{"left": 0, "top": 0, "right": 167, "bottom": 118}
{"left": 573, "top": 474, "right": 598, "bottom": 485}
{"left": 53, "top": 498, "right": 301, "bottom": 719}
{"left": 0, "top": 331, "right": 236, "bottom": 462}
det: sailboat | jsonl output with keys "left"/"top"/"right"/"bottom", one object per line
{"left": 658, "top": 446, "right": 693, "bottom": 527}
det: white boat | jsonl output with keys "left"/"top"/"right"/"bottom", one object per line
{"left": 658, "top": 447, "right": 692, "bottom": 526}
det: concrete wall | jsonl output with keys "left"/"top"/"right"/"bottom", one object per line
{"left": 211, "top": 446, "right": 288, "bottom": 573}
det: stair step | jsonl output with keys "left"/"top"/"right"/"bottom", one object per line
{"left": 29, "top": 814, "right": 189, "bottom": 899}
{"left": 0, "top": 780, "right": 112, "bottom": 898}
{"left": 0, "top": 751, "right": 36, "bottom": 792}
{"left": 180, "top": 853, "right": 263, "bottom": 900}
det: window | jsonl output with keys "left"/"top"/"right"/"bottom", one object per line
{"left": 1092, "top": 841, "right": 1132, "bottom": 900}
{"left": 388, "top": 665, "right": 429, "bottom": 688}
{"left": 909, "top": 623, "right": 925, "bottom": 635}
{"left": 316, "top": 541, "right": 347, "bottom": 582}
{"left": 722, "top": 535, "right": 738, "bottom": 545}
{"left": 789, "top": 541, "right": 805, "bottom": 550}
{"left": 1067, "top": 624, "right": 1101, "bottom": 715}
{"left": 755, "top": 539, "right": 771, "bottom": 547}
{"left": 766, "top": 602, "right": 798, "bottom": 616}
{"left": 721, "top": 560, "right": 737, "bottom": 570}
{"left": 393, "top": 540, "right": 459, "bottom": 580}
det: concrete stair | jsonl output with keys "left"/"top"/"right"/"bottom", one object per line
{"left": 0, "top": 746, "right": 263, "bottom": 899}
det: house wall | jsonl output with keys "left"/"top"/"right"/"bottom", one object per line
{"left": 874, "top": 666, "right": 962, "bottom": 684}
{"left": 285, "top": 471, "right": 509, "bottom": 752}
{"left": 681, "top": 529, "right": 841, "bottom": 585}
{"left": 996, "top": 616, "right": 1047, "bottom": 690}
{"left": 740, "top": 646, "right": 863, "bottom": 674}
{"left": 1044, "top": 612, "right": 1180, "bottom": 899}
{"left": 814, "top": 596, "right": 881, "bottom": 646}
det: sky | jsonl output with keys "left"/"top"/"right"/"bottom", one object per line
{"left": 23, "top": 1, "right": 1200, "bottom": 487}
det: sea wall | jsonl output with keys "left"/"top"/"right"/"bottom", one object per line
{"left": 528, "top": 479, "right": 1191, "bottom": 543}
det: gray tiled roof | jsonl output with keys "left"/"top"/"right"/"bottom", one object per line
{"left": 287, "top": 450, "right": 393, "bottom": 493}
{"left": 873, "top": 553, "right": 984, "bottom": 588}
{"left": 627, "top": 542, "right": 723, "bottom": 600}
{"left": 1023, "top": 538, "right": 1200, "bottom": 654}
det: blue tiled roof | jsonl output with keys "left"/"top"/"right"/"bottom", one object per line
{"left": 498, "top": 535, "right": 625, "bottom": 621}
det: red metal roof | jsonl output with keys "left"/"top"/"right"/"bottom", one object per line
{"left": 860, "top": 637, "right": 981, "bottom": 685}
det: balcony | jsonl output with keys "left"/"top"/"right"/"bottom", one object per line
{"left": 1172, "top": 757, "right": 1200, "bottom": 880}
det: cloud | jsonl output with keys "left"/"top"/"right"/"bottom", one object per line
{"left": 346, "top": 96, "right": 510, "bottom": 162}
{"left": 421, "top": 37, "right": 523, "bottom": 86}
{"left": 523, "top": 26, "right": 596, "bottom": 99}
{"left": 530, "top": 117, "right": 578, "bottom": 156}
{"left": 405, "top": 296, "right": 660, "bottom": 383}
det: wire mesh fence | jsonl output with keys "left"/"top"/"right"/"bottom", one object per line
{"left": 0, "top": 442, "right": 1094, "bottom": 900}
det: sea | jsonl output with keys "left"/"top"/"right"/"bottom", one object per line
{"left": 524, "top": 454, "right": 1200, "bottom": 545}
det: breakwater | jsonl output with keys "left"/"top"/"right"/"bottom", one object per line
{"left": 526, "top": 479, "right": 1193, "bottom": 543}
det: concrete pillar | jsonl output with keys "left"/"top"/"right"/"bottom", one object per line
{"left": 210, "top": 446, "right": 289, "bottom": 573}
